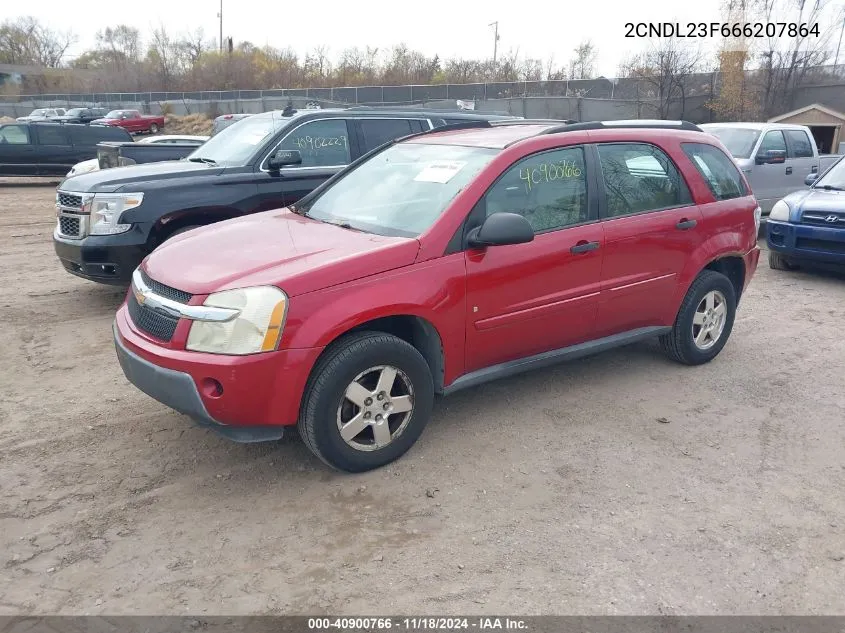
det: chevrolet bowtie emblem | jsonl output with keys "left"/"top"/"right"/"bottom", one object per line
{"left": 133, "top": 285, "right": 146, "bottom": 306}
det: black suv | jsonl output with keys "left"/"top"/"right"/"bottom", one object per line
{"left": 0, "top": 122, "right": 132, "bottom": 177}
{"left": 53, "top": 108, "right": 525, "bottom": 285}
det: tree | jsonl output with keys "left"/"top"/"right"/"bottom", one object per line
{"left": 569, "top": 41, "right": 597, "bottom": 80}
{"left": 0, "top": 16, "right": 75, "bottom": 67}
{"left": 620, "top": 41, "right": 703, "bottom": 119}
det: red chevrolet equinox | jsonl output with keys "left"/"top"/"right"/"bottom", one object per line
{"left": 113, "top": 119, "right": 761, "bottom": 472}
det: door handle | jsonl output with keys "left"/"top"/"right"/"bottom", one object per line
{"left": 570, "top": 240, "right": 600, "bottom": 254}
{"left": 785, "top": 166, "right": 793, "bottom": 175}
{"left": 676, "top": 218, "right": 697, "bottom": 230}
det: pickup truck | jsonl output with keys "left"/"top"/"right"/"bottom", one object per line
{"left": 0, "top": 122, "right": 132, "bottom": 176}
{"left": 700, "top": 122, "right": 840, "bottom": 215}
{"left": 53, "top": 108, "right": 523, "bottom": 284}
{"left": 52, "top": 107, "right": 108, "bottom": 124}
{"left": 97, "top": 135, "right": 209, "bottom": 169}
{"left": 91, "top": 110, "right": 165, "bottom": 135}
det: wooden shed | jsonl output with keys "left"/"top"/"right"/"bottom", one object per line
{"left": 769, "top": 104, "right": 845, "bottom": 154}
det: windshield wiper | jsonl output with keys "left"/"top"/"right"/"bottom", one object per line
{"left": 187, "top": 156, "right": 217, "bottom": 165}
{"left": 321, "top": 217, "right": 364, "bottom": 231}
{"left": 820, "top": 184, "right": 844, "bottom": 191}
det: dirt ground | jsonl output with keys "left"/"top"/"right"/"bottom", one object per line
{"left": 1, "top": 180, "right": 844, "bottom": 616}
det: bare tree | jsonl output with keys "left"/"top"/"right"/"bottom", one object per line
{"left": 569, "top": 41, "right": 597, "bottom": 80}
{"left": 0, "top": 16, "right": 75, "bottom": 67}
{"left": 621, "top": 41, "right": 703, "bottom": 119}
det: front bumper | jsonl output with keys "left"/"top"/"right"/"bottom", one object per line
{"left": 54, "top": 228, "right": 149, "bottom": 285}
{"left": 113, "top": 306, "right": 323, "bottom": 441}
{"left": 767, "top": 220, "right": 845, "bottom": 266}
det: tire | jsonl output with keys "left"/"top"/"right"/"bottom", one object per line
{"left": 299, "top": 331, "right": 434, "bottom": 473}
{"left": 768, "top": 251, "right": 797, "bottom": 271}
{"left": 149, "top": 123, "right": 159, "bottom": 135}
{"left": 660, "top": 270, "right": 737, "bottom": 366}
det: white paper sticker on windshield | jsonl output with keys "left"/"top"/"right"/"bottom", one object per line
{"left": 414, "top": 161, "right": 466, "bottom": 184}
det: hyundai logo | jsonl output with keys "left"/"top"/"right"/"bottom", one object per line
{"left": 825, "top": 215, "right": 839, "bottom": 223}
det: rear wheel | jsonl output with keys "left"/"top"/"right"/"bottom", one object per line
{"left": 768, "top": 251, "right": 797, "bottom": 271}
{"left": 149, "top": 123, "right": 159, "bottom": 134}
{"left": 299, "top": 332, "right": 434, "bottom": 473}
{"left": 660, "top": 270, "right": 736, "bottom": 366}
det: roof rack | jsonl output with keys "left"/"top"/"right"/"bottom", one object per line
{"left": 491, "top": 118, "right": 577, "bottom": 126}
{"left": 539, "top": 119, "right": 703, "bottom": 135}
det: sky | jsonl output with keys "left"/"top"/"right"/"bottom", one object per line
{"left": 7, "top": 0, "right": 843, "bottom": 78}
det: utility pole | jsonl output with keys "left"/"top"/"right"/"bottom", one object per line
{"left": 835, "top": 15, "right": 845, "bottom": 71}
{"left": 488, "top": 21, "right": 499, "bottom": 66}
{"left": 218, "top": 0, "right": 223, "bottom": 52}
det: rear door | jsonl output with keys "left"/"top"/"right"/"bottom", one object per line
{"left": 354, "top": 118, "right": 429, "bottom": 154}
{"left": 593, "top": 141, "right": 704, "bottom": 337}
{"left": 0, "top": 125, "right": 37, "bottom": 175}
{"left": 784, "top": 128, "right": 818, "bottom": 188}
{"left": 463, "top": 144, "right": 604, "bottom": 372}
{"left": 32, "top": 125, "right": 75, "bottom": 175}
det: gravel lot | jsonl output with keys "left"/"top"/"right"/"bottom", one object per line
{"left": 1, "top": 180, "right": 844, "bottom": 616}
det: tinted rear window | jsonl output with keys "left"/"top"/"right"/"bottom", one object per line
{"left": 74, "top": 125, "right": 132, "bottom": 144}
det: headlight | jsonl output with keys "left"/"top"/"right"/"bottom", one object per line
{"left": 186, "top": 286, "right": 288, "bottom": 355}
{"left": 754, "top": 205, "right": 762, "bottom": 234}
{"left": 769, "top": 200, "right": 790, "bottom": 222}
{"left": 86, "top": 192, "right": 143, "bottom": 235}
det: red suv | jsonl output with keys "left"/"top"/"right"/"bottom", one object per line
{"left": 113, "top": 120, "right": 761, "bottom": 472}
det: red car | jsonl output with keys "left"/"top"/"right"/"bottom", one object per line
{"left": 92, "top": 109, "right": 165, "bottom": 135}
{"left": 113, "top": 119, "right": 761, "bottom": 472}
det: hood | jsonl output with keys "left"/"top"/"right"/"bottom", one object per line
{"left": 90, "top": 118, "right": 115, "bottom": 125}
{"left": 59, "top": 159, "right": 222, "bottom": 193}
{"left": 142, "top": 209, "right": 420, "bottom": 297}
{"left": 783, "top": 187, "right": 845, "bottom": 216}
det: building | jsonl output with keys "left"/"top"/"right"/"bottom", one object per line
{"left": 768, "top": 103, "right": 845, "bottom": 154}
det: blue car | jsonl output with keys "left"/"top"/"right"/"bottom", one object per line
{"left": 766, "top": 156, "right": 845, "bottom": 271}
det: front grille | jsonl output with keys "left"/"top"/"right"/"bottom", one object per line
{"left": 140, "top": 270, "right": 193, "bottom": 303}
{"left": 801, "top": 210, "right": 845, "bottom": 227}
{"left": 57, "top": 192, "right": 82, "bottom": 208}
{"left": 58, "top": 215, "right": 81, "bottom": 237}
{"left": 795, "top": 237, "right": 845, "bottom": 254}
{"left": 127, "top": 293, "right": 179, "bottom": 342}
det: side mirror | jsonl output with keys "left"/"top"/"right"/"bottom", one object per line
{"left": 755, "top": 149, "right": 786, "bottom": 165}
{"left": 804, "top": 173, "right": 819, "bottom": 186}
{"left": 467, "top": 212, "right": 534, "bottom": 248}
{"left": 268, "top": 148, "right": 302, "bottom": 171}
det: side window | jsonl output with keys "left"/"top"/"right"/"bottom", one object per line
{"left": 484, "top": 146, "right": 588, "bottom": 233}
{"left": 0, "top": 125, "right": 31, "bottom": 144}
{"left": 597, "top": 143, "right": 692, "bottom": 217}
{"left": 682, "top": 142, "right": 748, "bottom": 201}
{"left": 360, "top": 119, "right": 415, "bottom": 151}
{"left": 758, "top": 130, "right": 786, "bottom": 155}
{"left": 785, "top": 130, "right": 814, "bottom": 158}
{"left": 34, "top": 125, "right": 70, "bottom": 146}
{"left": 275, "top": 119, "right": 351, "bottom": 168}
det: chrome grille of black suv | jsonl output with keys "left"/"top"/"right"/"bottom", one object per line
{"left": 57, "top": 192, "right": 82, "bottom": 208}
{"left": 140, "top": 269, "right": 193, "bottom": 303}
{"left": 58, "top": 216, "right": 81, "bottom": 237}
{"left": 127, "top": 292, "right": 179, "bottom": 342}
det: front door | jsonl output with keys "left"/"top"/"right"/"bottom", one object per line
{"left": 464, "top": 145, "right": 604, "bottom": 373}
{"left": 750, "top": 129, "right": 789, "bottom": 213}
{"left": 253, "top": 118, "right": 356, "bottom": 213}
{"left": 593, "top": 142, "right": 704, "bottom": 337}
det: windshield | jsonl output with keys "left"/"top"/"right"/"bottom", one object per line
{"left": 30, "top": 109, "right": 47, "bottom": 116}
{"left": 813, "top": 157, "right": 845, "bottom": 189}
{"left": 300, "top": 143, "right": 498, "bottom": 237}
{"left": 105, "top": 110, "right": 123, "bottom": 118}
{"left": 66, "top": 108, "right": 84, "bottom": 116}
{"left": 703, "top": 127, "right": 761, "bottom": 159}
{"left": 187, "top": 115, "right": 278, "bottom": 166}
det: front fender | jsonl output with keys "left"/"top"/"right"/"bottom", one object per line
{"left": 282, "top": 255, "right": 468, "bottom": 385}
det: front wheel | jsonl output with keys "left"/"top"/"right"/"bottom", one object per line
{"left": 149, "top": 123, "right": 159, "bottom": 134}
{"left": 768, "top": 251, "right": 797, "bottom": 271}
{"left": 299, "top": 332, "right": 434, "bottom": 472}
{"left": 660, "top": 270, "right": 737, "bottom": 366}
